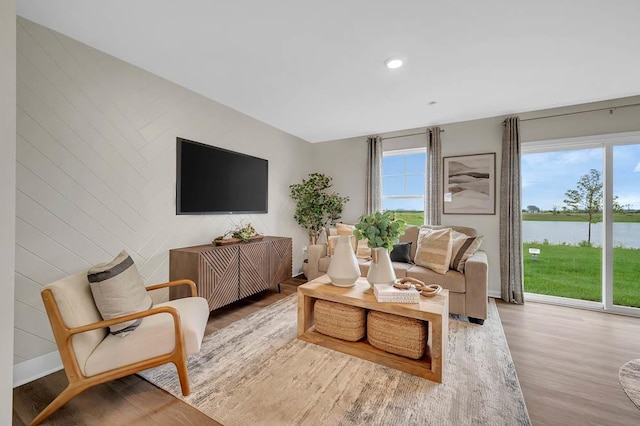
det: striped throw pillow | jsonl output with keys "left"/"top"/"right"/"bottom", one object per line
{"left": 414, "top": 228, "right": 453, "bottom": 275}
{"left": 88, "top": 250, "right": 153, "bottom": 337}
{"left": 450, "top": 230, "right": 484, "bottom": 272}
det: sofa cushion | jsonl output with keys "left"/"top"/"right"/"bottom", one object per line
{"left": 390, "top": 242, "right": 413, "bottom": 264}
{"left": 318, "top": 256, "right": 332, "bottom": 273}
{"left": 88, "top": 250, "right": 153, "bottom": 336}
{"left": 399, "top": 226, "right": 421, "bottom": 259}
{"left": 407, "top": 265, "right": 466, "bottom": 293}
{"left": 450, "top": 230, "right": 484, "bottom": 272}
{"left": 414, "top": 228, "right": 453, "bottom": 275}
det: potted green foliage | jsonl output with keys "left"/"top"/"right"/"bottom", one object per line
{"left": 289, "top": 173, "right": 349, "bottom": 244}
{"left": 354, "top": 211, "right": 406, "bottom": 287}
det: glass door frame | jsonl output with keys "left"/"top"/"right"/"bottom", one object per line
{"left": 522, "top": 130, "right": 640, "bottom": 317}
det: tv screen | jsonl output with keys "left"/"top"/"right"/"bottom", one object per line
{"left": 176, "top": 138, "right": 268, "bottom": 214}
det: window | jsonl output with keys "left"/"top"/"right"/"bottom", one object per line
{"left": 382, "top": 148, "right": 426, "bottom": 225}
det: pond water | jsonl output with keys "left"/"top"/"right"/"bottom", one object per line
{"left": 522, "top": 221, "right": 640, "bottom": 248}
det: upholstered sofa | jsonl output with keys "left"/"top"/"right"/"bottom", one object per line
{"left": 302, "top": 225, "right": 489, "bottom": 323}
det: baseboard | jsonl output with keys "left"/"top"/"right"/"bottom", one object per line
{"left": 488, "top": 290, "right": 501, "bottom": 299}
{"left": 13, "top": 350, "right": 63, "bottom": 388}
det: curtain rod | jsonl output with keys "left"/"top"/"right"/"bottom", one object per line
{"left": 380, "top": 129, "right": 445, "bottom": 141}
{"left": 519, "top": 102, "right": 640, "bottom": 123}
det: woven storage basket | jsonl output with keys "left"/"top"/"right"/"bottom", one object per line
{"left": 314, "top": 300, "right": 366, "bottom": 342}
{"left": 367, "top": 311, "right": 427, "bottom": 359}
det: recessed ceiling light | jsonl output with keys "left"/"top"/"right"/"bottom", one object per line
{"left": 427, "top": 101, "right": 437, "bottom": 106}
{"left": 384, "top": 58, "right": 404, "bottom": 69}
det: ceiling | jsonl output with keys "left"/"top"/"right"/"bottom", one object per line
{"left": 17, "top": 1, "right": 640, "bottom": 143}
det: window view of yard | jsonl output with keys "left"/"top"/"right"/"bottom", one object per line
{"left": 522, "top": 145, "right": 640, "bottom": 309}
{"left": 382, "top": 149, "right": 426, "bottom": 226}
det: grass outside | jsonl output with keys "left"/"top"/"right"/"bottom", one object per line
{"left": 389, "top": 211, "right": 424, "bottom": 226}
{"left": 523, "top": 242, "right": 640, "bottom": 308}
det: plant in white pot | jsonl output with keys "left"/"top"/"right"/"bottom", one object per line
{"left": 353, "top": 211, "right": 407, "bottom": 288}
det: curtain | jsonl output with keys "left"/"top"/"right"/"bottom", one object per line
{"left": 425, "top": 127, "right": 442, "bottom": 225}
{"left": 500, "top": 116, "right": 524, "bottom": 304}
{"left": 365, "top": 136, "right": 382, "bottom": 214}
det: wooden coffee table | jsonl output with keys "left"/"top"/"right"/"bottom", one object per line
{"left": 297, "top": 275, "right": 449, "bottom": 383}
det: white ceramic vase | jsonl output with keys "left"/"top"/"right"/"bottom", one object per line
{"left": 327, "top": 235, "right": 360, "bottom": 287}
{"left": 366, "top": 247, "right": 396, "bottom": 289}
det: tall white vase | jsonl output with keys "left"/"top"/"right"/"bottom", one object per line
{"left": 326, "top": 236, "right": 360, "bottom": 287}
{"left": 366, "top": 247, "right": 396, "bottom": 289}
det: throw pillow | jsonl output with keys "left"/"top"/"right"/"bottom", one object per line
{"left": 414, "top": 228, "right": 453, "bottom": 275}
{"left": 88, "top": 250, "right": 153, "bottom": 337}
{"left": 390, "top": 242, "right": 413, "bottom": 264}
{"left": 450, "top": 230, "right": 484, "bottom": 272}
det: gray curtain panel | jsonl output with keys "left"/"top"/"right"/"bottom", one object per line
{"left": 366, "top": 136, "right": 382, "bottom": 214}
{"left": 426, "top": 127, "right": 442, "bottom": 225}
{"left": 500, "top": 116, "right": 524, "bottom": 304}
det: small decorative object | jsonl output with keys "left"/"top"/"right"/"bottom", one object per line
{"left": 213, "top": 222, "right": 263, "bottom": 245}
{"left": 443, "top": 152, "right": 496, "bottom": 214}
{"left": 393, "top": 277, "right": 442, "bottom": 297}
{"left": 353, "top": 211, "right": 406, "bottom": 289}
{"left": 289, "top": 173, "right": 349, "bottom": 245}
{"left": 326, "top": 235, "right": 360, "bottom": 287}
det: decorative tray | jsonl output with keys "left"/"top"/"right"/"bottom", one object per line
{"left": 213, "top": 235, "right": 264, "bottom": 246}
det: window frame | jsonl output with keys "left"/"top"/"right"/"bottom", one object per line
{"left": 382, "top": 147, "right": 427, "bottom": 213}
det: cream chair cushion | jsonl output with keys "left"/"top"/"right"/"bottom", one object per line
{"left": 45, "top": 272, "right": 107, "bottom": 374}
{"left": 84, "top": 296, "right": 209, "bottom": 376}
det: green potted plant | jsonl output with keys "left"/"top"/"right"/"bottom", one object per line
{"left": 353, "top": 211, "right": 407, "bottom": 287}
{"left": 289, "top": 173, "right": 349, "bottom": 244}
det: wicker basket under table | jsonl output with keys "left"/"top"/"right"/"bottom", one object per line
{"left": 314, "top": 299, "right": 366, "bottom": 342}
{"left": 367, "top": 310, "right": 428, "bottom": 359}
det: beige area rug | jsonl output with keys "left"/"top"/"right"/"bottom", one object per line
{"left": 139, "top": 296, "right": 530, "bottom": 425}
{"left": 619, "top": 359, "right": 640, "bottom": 410}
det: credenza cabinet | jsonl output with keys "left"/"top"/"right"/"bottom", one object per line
{"left": 169, "top": 236, "right": 292, "bottom": 311}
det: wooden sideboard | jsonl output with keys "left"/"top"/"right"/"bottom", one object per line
{"left": 169, "top": 236, "right": 292, "bottom": 311}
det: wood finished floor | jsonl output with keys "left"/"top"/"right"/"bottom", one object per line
{"left": 13, "top": 277, "right": 640, "bottom": 425}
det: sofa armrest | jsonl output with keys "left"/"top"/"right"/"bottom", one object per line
{"left": 464, "top": 250, "right": 489, "bottom": 320}
{"left": 303, "top": 243, "right": 327, "bottom": 281}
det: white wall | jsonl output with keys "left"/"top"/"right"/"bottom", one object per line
{"left": 1, "top": 0, "right": 17, "bottom": 420}
{"left": 312, "top": 96, "right": 640, "bottom": 297}
{"left": 14, "top": 17, "right": 312, "bottom": 380}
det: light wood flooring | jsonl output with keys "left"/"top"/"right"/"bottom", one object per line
{"left": 13, "top": 277, "right": 640, "bottom": 425}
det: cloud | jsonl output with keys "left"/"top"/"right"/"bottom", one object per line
{"left": 634, "top": 161, "right": 640, "bottom": 172}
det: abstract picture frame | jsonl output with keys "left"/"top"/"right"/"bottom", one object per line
{"left": 443, "top": 153, "right": 496, "bottom": 215}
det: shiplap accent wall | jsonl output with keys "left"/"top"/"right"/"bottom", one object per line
{"left": 15, "top": 17, "right": 311, "bottom": 367}
{"left": 2, "top": 0, "right": 17, "bottom": 418}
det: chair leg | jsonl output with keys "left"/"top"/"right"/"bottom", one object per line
{"left": 175, "top": 359, "right": 191, "bottom": 396}
{"left": 30, "top": 383, "right": 86, "bottom": 426}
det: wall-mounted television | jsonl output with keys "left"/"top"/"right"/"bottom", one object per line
{"left": 176, "top": 138, "right": 268, "bottom": 214}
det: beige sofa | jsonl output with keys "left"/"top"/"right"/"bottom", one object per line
{"left": 302, "top": 225, "right": 489, "bottom": 324}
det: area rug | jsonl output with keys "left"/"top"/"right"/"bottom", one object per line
{"left": 139, "top": 296, "right": 530, "bottom": 425}
{"left": 619, "top": 359, "right": 640, "bottom": 410}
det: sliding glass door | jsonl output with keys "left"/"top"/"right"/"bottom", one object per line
{"left": 522, "top": 133, "right": 640, "bottom": 315}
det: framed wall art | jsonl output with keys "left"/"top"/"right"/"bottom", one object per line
{"left": 443, "top": 153, "right": 496, "bottom": 215}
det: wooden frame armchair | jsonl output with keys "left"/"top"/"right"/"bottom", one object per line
{"left": 31, "top": 274, "right": 209, "bottom": 426}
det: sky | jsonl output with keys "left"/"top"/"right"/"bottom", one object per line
{"left": 382, "top": 145, "right": 640, "bottom": 212}
{"left": 522, "top": 145, "right": 640, "bottom": 211}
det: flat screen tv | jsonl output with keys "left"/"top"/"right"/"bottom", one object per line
{"left": 176, "top": 138, "right": 268, "bottom": 214}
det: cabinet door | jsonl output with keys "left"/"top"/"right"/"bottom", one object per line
{"left": 239, "top": 241, "right": 270, "bottom": 298}
{"left": 270, "top": 238, "right": 292, "bottom": 285}
{"left": 199, "top": 246, "right": 239, "bottom": 310}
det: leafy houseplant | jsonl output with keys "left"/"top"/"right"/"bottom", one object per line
{"left": 353, "top": 211, "right": 407, "bottom": 250}
{"left": 289, "top": 173, "right": 349, "bottom": 244}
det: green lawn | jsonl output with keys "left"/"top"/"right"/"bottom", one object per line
{"left": 523, "top": 242, "right": 640, "bottom": 307}
{"left": 389, "top": 211, "right": 424, "bottom": 226}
